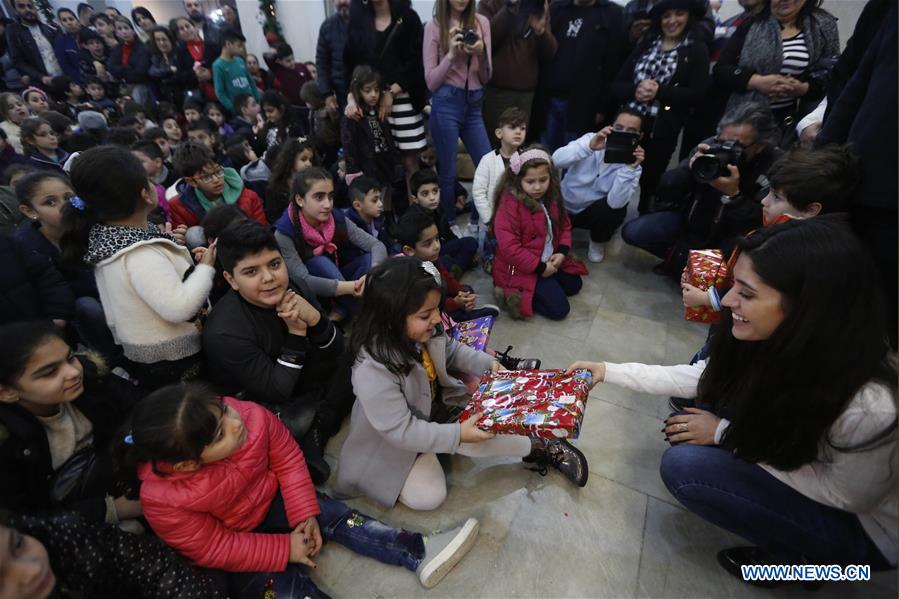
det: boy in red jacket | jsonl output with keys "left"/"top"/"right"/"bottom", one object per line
{"left": 169, "top": 142, "right": 268, "bottom": 229}
{"left": 264, "top": 43, "right": 314, "bottom": 106}
{"left": 135, "top": 387, "right": 481, "bottom": 595}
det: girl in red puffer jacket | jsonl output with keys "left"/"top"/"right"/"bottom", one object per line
{"left": 121, "top": 383, "right": 480, "bottom": 596}
{"left": 491, "top": 146, "right": 587, "bottom": 321}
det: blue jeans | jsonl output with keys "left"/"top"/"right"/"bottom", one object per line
{"left": 540, "top": 97, "right": 579, "bottom": 153}
{"left": 211, "top": 492, "right": 425, "bottom": 598}
{"left": 620, "top": 210, "right": 684, "bottom": 259}
{"left": 660, "top": 445, "right": 892, "bottom": 568}
{"left": 429, "top": 84, "right": 493, "bottom": 224}
{"left": 306, "top": 254, "right": 371, "bottom": 317}
{"left": 439, "top": 236, "right": 478, "bottom": 273}
{"left": 533, "top": 271, "right": 582, "bottom": 320}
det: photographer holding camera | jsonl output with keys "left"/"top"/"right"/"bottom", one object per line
{"left": 552, "top": 108, "right": 645, "bottom": 263}
{"left": 423, "top": 0, "right": 493, "bottom": 225}
{"left": 621, "top": 102, "right": 782, "bottom": 276}
{"left": 478, "top": 0, "right": 557, "bottom": 138}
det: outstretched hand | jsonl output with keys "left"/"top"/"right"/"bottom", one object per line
{"left": 565, "top": 361, "right": 605, "bottom": 388}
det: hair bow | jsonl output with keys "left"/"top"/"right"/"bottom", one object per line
{"left": 69, "top": 196, "right": 86, "bottom": 211}
{"left": 421, "top": 259, "right": 442, "bottom": 285}
{"left": 509, "top": 148, "right": 552, "bottom": 175}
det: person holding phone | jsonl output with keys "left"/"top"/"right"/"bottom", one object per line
{"left": 422, "top": 0, "right": 493, "bottom": 225}
{"left": 552, "top": 108, "right": 645, "bottom": 263}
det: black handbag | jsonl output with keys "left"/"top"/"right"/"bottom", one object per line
{"left": 48, "top": 447, "right": 102, "bottom": 505}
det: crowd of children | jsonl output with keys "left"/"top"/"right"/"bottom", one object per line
{"left": 0, "top": 0, "right": 895, "bottom": 596}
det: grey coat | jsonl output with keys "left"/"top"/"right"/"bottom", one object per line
{"left": 334, "top": 333, "right": 495, "bottom": 507}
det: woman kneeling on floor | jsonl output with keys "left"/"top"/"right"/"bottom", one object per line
{"left": 570, "top": 217, "right": 896, "bottom": 588}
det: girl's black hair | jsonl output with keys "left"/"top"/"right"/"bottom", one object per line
{"left": 349, "top": 64, "right": 381, "bottom": 108}
{"left": 350, "top": 256, "right": 443, "bottom": 375}
{"left": 19, "top": 117, "right": 52, "bottom": 154}
{"left": 131, "top": 6, "right": 155, "bottom": 25}
{"left": 288, "top": 165, "right": 332, "bottom": 205}
{"left": 260, "top": 90, "right": 288, "bottom": 116}
{"left": 0, "top": 322, "right": 66, "bottom": 385}
{"left": 57, "top": 7, "right": 77, "bottom": 20}
{"left": 14, "top": 170, "right": 71, "bottom": 207}
{"left": 59, "top": 145, "right": 150, "bottom": 267}
{"left": 271, "top": 138, "right": 317, "bottom": 194}
{"left": 116, "top": 383, "right": 223, "bottom": 479}
{"left": 699, "top": 217, "right": 897, "bottom": 470}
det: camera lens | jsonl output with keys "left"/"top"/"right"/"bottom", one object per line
{"left": 691, "top": 155, "right": 723, "bottom": 183}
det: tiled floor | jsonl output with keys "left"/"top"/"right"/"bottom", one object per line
{"left": 314, "top": 228, "right": 897, "bottom": 598}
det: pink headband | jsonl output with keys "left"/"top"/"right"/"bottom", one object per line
{"left": 509, "top": 149, "right": 552, "bottom": 175}
{"left": 22, "top": 87, "right": 47, "bottom": 101}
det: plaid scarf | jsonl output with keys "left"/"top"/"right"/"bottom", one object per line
{"left": 628, "top": 36, "right": 688, "bottom": 117}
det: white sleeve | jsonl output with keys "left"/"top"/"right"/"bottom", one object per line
{"left": 471, "top": 155, "right": 493, "bottom": 225}
{"left": 796, "top": 98, "right": 827, "bottom": 137}
{"left": 551, "top": 133, "right": 594, "bottom": 169}
{"left": 603, "top": 360, "right": 706, "bottom": 398}
{"left": 125, "top": 248, "right": 214, "bottom": 323}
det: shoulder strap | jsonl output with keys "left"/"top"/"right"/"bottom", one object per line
{"left": 379, "top": 16, "right": 404, "bottom": 61}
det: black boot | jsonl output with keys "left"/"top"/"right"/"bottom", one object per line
{"left": 299, "top": 426, "right": 331, "bottom": 485}
{"left": 717, "top": 547, "right": 822, "bottom": 590}
{"left": 523, "top": 438, "right": 588, "bottom": 487}
{"left": 494, "top": 345, "right": 541, "bottom": 370}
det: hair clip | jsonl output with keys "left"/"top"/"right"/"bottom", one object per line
{"left": 421, "top": 259, "right": 441, "bottom": 285}
{"left": 123, "top": 433, "right": 134, "bottom": 445}
{"left": 68, "top": 196, "right": 86, "bottom": 211}
{"left": 509, "top": 149, "right": 552, "bottom": 175}
{"left": 295, "top": 136, "right": 308, "bottom": 143}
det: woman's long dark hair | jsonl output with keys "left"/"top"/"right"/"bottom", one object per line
{"left": 148, "top": 25, "right": 176, "bottom": 57}
{"left": 350, "top": 256, "right": 443, "bottom": 375}
{"left": 0, "top": 322, "right": 66, "bottom": 386}
{"left": 347, "top": 0, "right": 412, "bottom": 57}
{"left": 59, "top": 146, "right": 151, "bottom": 267}
{"left": 699, "top": 217, "right": 896, "bottom": 470}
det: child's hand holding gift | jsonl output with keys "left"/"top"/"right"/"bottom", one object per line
{"left": 460, "top": 411, "right": 495, "bottom": 443}
{"left": 681, "top": 283, "right": 711, "bottom": 308}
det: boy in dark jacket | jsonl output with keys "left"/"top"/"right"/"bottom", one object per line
{"left": 407, "top": 168, "right": 477, "bottom": 275}
{"left": 203, "top": 220, "right": 355, "bottom": 484}
{"left": 0, "top": 234, "right": 73, "bottom": 326}
{"left": 344, "top": 175, "right": 398, "bottom": 254}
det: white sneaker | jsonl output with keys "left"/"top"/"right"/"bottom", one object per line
{"left": 587, "top": 241, "right": 605, "bottom": 263}
{"left": 416, "top": 518, "right": 479, "bottom": 588}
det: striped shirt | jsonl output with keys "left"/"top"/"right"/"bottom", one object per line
{"left": 771, "top": 32, "right": 809, "bottom": 110}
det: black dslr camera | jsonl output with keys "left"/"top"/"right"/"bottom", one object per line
{"left": 462, "top": 28, "right": 479, "bottom": 45}
{"left": 691, "top": 140, "right": 744, "bottom": 183}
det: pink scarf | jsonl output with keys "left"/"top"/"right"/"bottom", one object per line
{"left": 292, "top": 204, "right": 338, "bottom": 263}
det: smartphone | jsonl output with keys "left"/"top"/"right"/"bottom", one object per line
{"left": 603, "top": 131, "right": 640, "bottom": 164}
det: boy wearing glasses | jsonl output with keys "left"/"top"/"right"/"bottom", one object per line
{"left": 552, "top": 108, "right": 645, "bottom": 263}
{"left": 169, "top": 142, "right": 268, "bottom": 228}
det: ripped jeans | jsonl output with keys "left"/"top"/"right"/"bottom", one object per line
{"left": 206, "top": 491, "right": 425, "bottom": 598}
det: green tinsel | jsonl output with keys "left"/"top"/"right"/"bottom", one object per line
{"left": 258, "top": 0, "right": 283, "bottom": 37}
{"left": 35, "top": 0, "right": 54, "bottom": 24}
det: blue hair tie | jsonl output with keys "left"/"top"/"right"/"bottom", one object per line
{"left": 69, "top": 196, "right": 86, "bottom": 211}
{"left": 123, "top": 434, "right": 134, "bottom": 445}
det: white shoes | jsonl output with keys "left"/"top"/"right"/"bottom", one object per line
{"left": 416, "top": 518, "right": 480, "bottom": 588}
{"left": 587, "top": 241, "right": 605, "bottom": 263}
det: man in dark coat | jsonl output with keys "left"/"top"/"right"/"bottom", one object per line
{"left": 5, "top": 0, "right": 61, "bottom": 89}
{"left": 316, "top": 0, "right": 350, "bottom": 111}
{"left": 531, "top": 0, "right": 627, "bottom": 150}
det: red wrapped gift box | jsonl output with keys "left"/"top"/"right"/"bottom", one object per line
{"left": 682, "top": 249, "right": 729, "bottom": 323}
{"left": 459, "top": 369, "right": 592, "bottom": 439}
{"left": 450, "top": 315, "right": 494, "bottom": 352}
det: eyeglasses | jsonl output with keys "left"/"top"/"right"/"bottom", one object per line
{"left": 612, "top": 123, "right": 641, "bottom": 134}
{"left": 194, "top": 167, "right": 225, "bottom": 183}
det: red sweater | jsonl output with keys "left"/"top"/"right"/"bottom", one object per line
{"left": 138, "top": 398, "right": 320, "bottom": 572}
{"left": 436, "top": 259, "right": 464, "bottom": 312}
{"left": 264, "top": 55, "right": 313, "bottom": 105}
{"left": 169, "top": 186, "right": 268, "bottom": 229}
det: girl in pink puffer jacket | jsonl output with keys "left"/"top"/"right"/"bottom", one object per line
{"left": 125, "top": 383, "right": 480, "bottom": 596}
{"left": 491, "top": 146, "right": 587, "bottom": 320}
